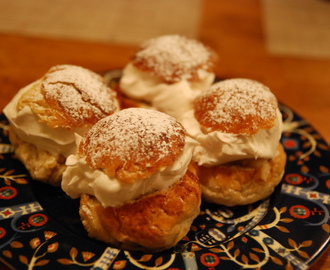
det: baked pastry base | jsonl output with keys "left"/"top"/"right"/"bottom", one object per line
{"left": 198, "top": 143, "right": 286, "bottom": 206}
{"left": 9, "top": 127, "right": 65, "bottom": 186}
{"left": 79, "top": 162, "right": 201, "bottom": 253}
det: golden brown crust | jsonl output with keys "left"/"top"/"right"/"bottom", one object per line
{"left": 198, "top": 143, "right": 286, "bottom": 206}
{"left": 131, "top": 35, "right": 216, "bottom": 83}
{"left": 79, "top": 108, "right": 186, "bottom": 183}
{"left": 17, "top": 65, "right": 119, "bottom": 128}
{"left": 194, "top": 79, "right": 278, "bottom": 135}
{"left": 8, "top": 127, "right": 65, "bottom": 186}
{"left": 79, "top": 162, "right": 201, "bottom": 252}
{"left": 16, "top": 80, "right": 54, "bottom": 121}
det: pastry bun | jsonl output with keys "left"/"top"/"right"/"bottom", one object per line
{"left": 181, "top": 78, "right": 286, "bottom": 206}
{"left": 4, "top": 64, "right": 120, "bottom": 186}
{"left": 118, "top": 35, "right": 217, "bottom": 119}
{"left": 79, "top": 162, "right": 201, "bottom": 253}
{"left": 62, "top": 108, "right": 201, "bottom": 252}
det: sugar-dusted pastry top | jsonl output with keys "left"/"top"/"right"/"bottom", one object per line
{"left": 79, "top": 108, "right": 187, "bottom": 183}
{"left": 194, "top": 78, "right": 278, "bottom": 135}
{"left": 131, "top": 35, "right": 216, "bottom": 83}
{"left": 181, "top": 79, "right": 283, "bottom": 166}
{"left": 3, "top": 64, "right": 120, "bottom": 157}
{"left": 62, "top": 108, "right": 198, "bottom": 207}
{"left": 17, "top": 64, "right": 119, "bottom": 128}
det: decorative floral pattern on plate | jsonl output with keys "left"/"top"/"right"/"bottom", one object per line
{"left": 0, "top": 78, "right": 329, "bottom": 269}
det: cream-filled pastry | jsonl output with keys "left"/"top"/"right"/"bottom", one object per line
{"left": 181, "top": 78, "right": 286, "bottom": 206}
{"left": 3, "top": 64, "right": 120, "bottom": 186}
{"left": 62, "top": 108, "right": 201, "bottom": 252}
{"left": 119, "top": 35, "right": 217, "bottom": 118}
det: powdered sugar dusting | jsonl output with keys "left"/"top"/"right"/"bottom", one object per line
{"left": 194, "top": 79, "right": 278, "bottom": 134}
{"left": 42, "top": 65, "right": 119, "bottom": 125}
{"left": 132, "top": 35, "right": 214, "bottom": 82}
{"left": 81, "top": 108, "right": 185, "bottom": 167}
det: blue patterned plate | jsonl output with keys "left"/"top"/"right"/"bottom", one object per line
{"left": 0, "top": 74, "right": 329, "bottom": 269}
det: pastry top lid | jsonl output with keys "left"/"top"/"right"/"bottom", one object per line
{"left": 79, "top": 108, "right": 186, "bottom": 183}
{"left": 194, "top": 78, "right": 278, "bottom": 135}
{"left": 131, "top": 35, "right": 216, "bottom": 83}
{"left": 39, "top": 64, "right": 119, "bottom": 128}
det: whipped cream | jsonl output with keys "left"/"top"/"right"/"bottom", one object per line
{"left": 119, "top": 63, "right": 215, "bottom": 119}
{"left": 181, "top": 109, "right": 283, "bottom": 166}
{"left": 3, "top": 81, "right": 90, "bottom": 157}
{"left": 61, "top": 135, "right": 198, "bottom": 207}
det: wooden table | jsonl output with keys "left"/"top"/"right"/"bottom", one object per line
{"left": 0, "top": 1, "right": 329, "bottom": 269}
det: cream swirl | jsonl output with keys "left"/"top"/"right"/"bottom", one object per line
{"left": 61, "top": 135, "right": 198, "bottom": 207}
{"left": 119, "top": 63, "right": 215, "bottom": 119}
{"left": 181, "top": 109, "right": 283, "bottom": 166}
